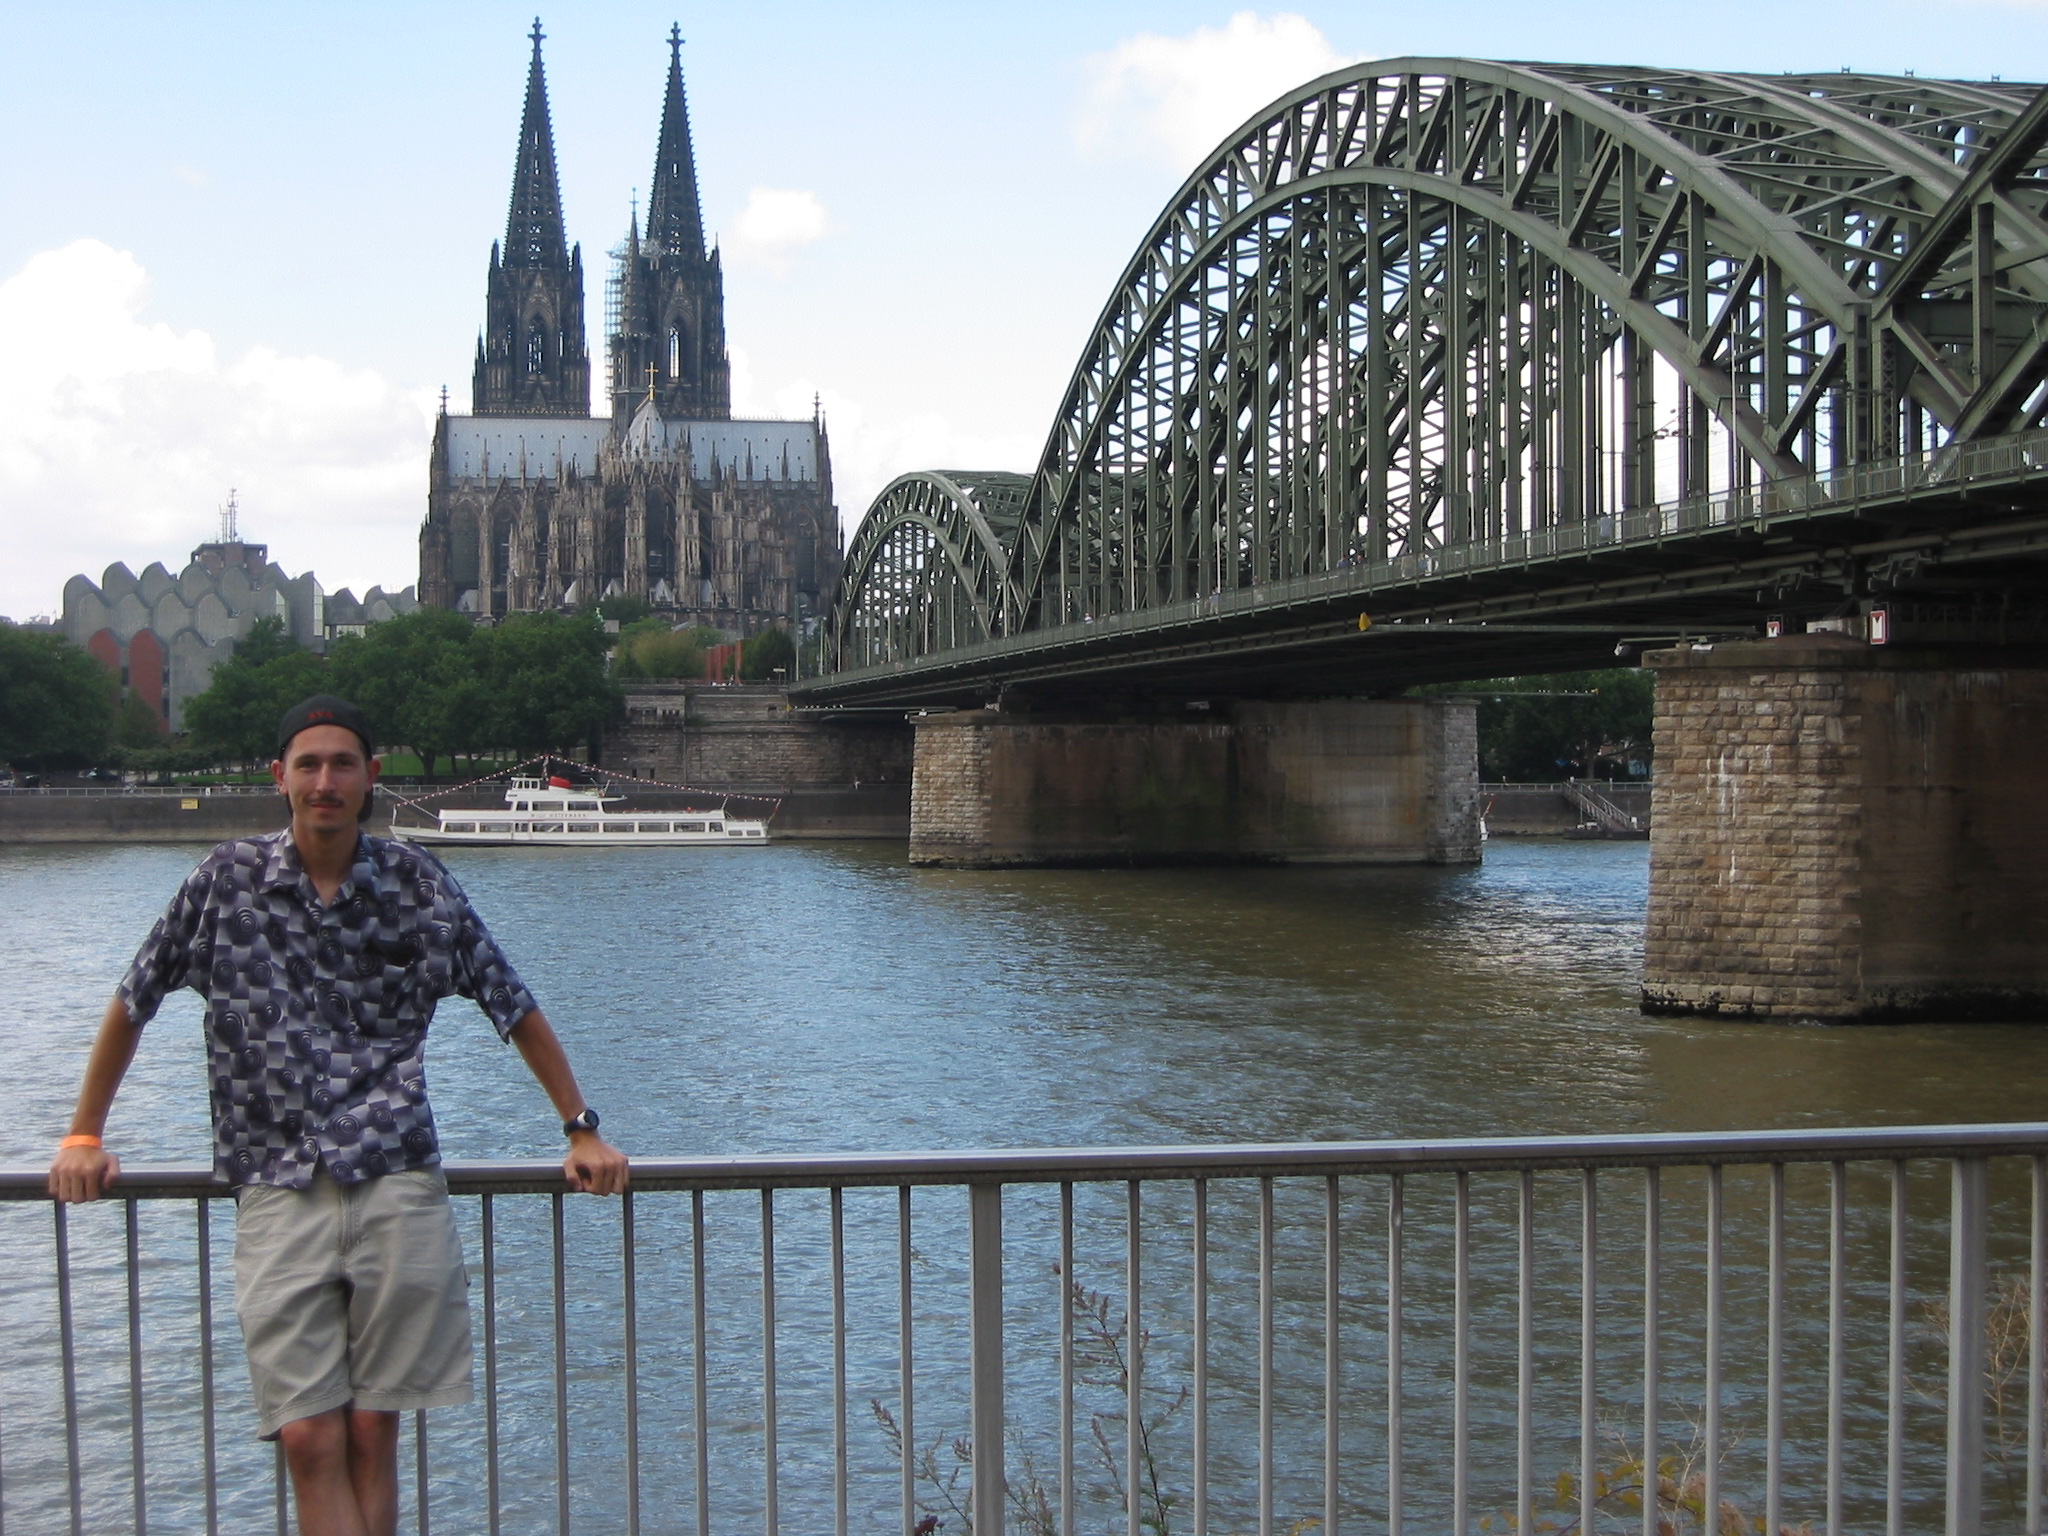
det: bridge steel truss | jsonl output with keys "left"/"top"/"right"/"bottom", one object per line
{"left": 824, "top": 60, "right": 2048, "bottom": 696}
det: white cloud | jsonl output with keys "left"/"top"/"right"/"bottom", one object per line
{"left": 722, "top": 187, "right": 832, "bottom": 274}
{"left": 0, "top": 240, "right": 432, "bottom": 622}
{"left": 1075, "top": 11, "right": 1359, "bottom": 171}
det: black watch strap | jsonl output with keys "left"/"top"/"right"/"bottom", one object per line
{"left": 563, "top": 1108, "right": 601, "bottom": 1137}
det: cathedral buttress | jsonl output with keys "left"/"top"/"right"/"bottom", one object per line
{"left": 608, "top": 25, "right": 731, "bottom": 425}
{"left": 474, "top": 19, "right": 591, "bottom": 418}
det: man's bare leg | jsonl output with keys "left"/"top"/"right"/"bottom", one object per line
{"left": 278, "top": 1408, "right": 370, "bottom": 1536}
{"left": 346, "top": 1408, "right": 401, "bottom": 1536}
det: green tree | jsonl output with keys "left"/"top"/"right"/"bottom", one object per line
{"left": 114, "top": 690, "right": 165, "bottom": 749}
{"left": 0, "top": 624, "right": 117, "bottom": 768}
{"left": 616, "top": 624, "right": 706, "bottom": 679}
{"left": 182, "top": 617, "right": 327, "bottom": 767}
{"left": 1422, "top": 668, "right": 1655, "bottom": 782}
{"left": 596, "top": 593, "right": 653, "bottom": 627}
{"left": 327, "top": 608, "right": 492, "bottom": 773}
{"left": 741, "top": 626, "right": 795, "bottom": 681}
{"left": 482, "top": 610, "right": 621, "bottom": 757}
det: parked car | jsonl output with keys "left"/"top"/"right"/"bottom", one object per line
{"left": 82, "top": 766, "right": 119, "bottom": 783}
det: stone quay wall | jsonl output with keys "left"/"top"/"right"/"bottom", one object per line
{"left": 909, "top": 698, "right": 1480, "bottom": 868}
{"left": 1644, "top": 636, "right": 2048, "bottom": 1022}
{"left": 602, "top": 683, "right": 911, "bottom": 798}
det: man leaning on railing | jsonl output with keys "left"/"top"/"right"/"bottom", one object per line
{"left": 46, "top": 693, "right": 629, "bottom": 1536}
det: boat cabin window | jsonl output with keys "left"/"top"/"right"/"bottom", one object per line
{"left": 680, "top": 822, "right": 705, "bottom": 832}
{"left": 534, "top": 822, "right": 563, "bottom": 833}
{"left": 636, "top": 822, "right": 668, "bottom": 833}
{"left": 447, "top": 822, "right": 476, "bottom": 834}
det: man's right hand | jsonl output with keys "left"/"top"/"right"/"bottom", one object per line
{"left": 47, "top": 1145, "right": 121, "bottom": 1203}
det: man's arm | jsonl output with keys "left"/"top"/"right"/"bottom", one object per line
{"left": 508, "top": 1009, "right": 629, "bottom": 1195}
{"left": 47, "top": 998, "right": 142, "bottom": 1202}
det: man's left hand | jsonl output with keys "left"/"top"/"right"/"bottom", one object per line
{"left": 564, "top": 1133, "right": 629, "bottom": 1195}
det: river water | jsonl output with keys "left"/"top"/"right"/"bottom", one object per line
{"left": 4, "top": 838, "right": 2047, "bottom": 1533}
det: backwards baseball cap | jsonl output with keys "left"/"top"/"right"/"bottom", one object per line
{"left": 276, "top": 695, "right": 375, "bottom": 760}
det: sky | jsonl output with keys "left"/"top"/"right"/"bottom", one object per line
{"left": 2, "top": 0, "right": 2043, "bottom": 622}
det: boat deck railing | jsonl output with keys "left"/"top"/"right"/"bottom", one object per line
{"left": 4, "top": 1123, "right": 2046, "bottom": 1535}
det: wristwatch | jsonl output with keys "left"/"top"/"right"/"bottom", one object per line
{"left": 563, "top": 1108, "right": 601, "bottom": 1137}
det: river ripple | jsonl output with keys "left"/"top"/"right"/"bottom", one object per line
{"left": 5, "top": 838, "right": 2047, "bottom": 1533}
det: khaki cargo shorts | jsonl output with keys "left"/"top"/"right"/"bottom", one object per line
{"left": 233, "top": 1165, "right": 474, "bottom": 1439}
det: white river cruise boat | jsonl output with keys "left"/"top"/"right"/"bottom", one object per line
{"left": 398, "top": 775, "right": 770, "bottom": 848}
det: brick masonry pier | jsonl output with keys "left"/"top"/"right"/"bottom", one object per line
{"left": 908, "top": 698, "right": 1480, "bottom": 868}
{"left": 1643, "top": 636, "right": 2048, "bottom": 1023}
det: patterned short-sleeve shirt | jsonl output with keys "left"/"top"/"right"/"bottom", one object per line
{"left": 118, "top": 829, "right": 538, "bottom": 1189}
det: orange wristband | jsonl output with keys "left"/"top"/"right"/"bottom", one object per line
{"left": 59, "top": 1134, "right": 103, "bottom": 1150}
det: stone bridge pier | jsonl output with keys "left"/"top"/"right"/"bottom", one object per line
{"left": 1644, "top": 637, "right": 2048, "bottom": 1023}
{"left": 907, "top": 697, "right": 1481, "bottom": 868}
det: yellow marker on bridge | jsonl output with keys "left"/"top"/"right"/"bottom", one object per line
{"left": 1358, "top": 613, "right": 1373, "bottom": 632}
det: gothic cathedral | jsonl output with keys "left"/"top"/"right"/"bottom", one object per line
{"left": 419, "top": 23, "right": 840, "bottom": 632}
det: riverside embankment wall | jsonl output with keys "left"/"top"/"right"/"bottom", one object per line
{"left": 3, "top": 684, "right": 917, "bottom": 845}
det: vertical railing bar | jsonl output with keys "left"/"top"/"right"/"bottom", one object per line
{"left": 553, "top": 1191, "right": 569, "bottom": 1536}
{"left": 1063, "top": 1181, "right": 1078, "bottom": 1536}
{"left": 1325, "top": 1175, "right": 1340, "bottom": 1536}
{"left": 415, "top": 1410, "right": 431, "bottom": 1536}
{"left": 970, "top": 1183, "right": 1006, "bottom": 1536}
{"left": 54, "top": 1203, "right": 82, "bottom": 1536}
{"left": 1388, "top": 1174, "right": 1403, "bottom": 1536}
{"left": 833, "top": 1187, "right": 849, "bottom": 1536}
{"left": 1191, "top": 1178, "right": 1206, "bottom": 1536}
{"left": 1454, "top": 1170, "right": 1471, "bottom": 1536}
{"left": 483, "top": 1193, "right": 501, "bottom": 1536}
{"left": 198, "top": 1198, "right": 220, "bottom": 1536}
{"left": 1518, "top": 1170, "right": 1534, "bottom": 1536}
{"left": 693, "top": 1190, "right": 710, "bottom": 1536}
{"left": 1581, "top": 1168, "right": 1597, "bottom": 1536}
{"left": 1889, "top": 1161, "right": 1906, "bottom": 1536}
{"left": 1767, "top": 1162, "right": 1785, "bottom": 1536}
{"left": 624, "top": 1190, "right": 641, "bottom": 1536}
{"left": 762, "top": 1188, "right": 780, "bottom": 1536}
{"left": 1828, "top": 1161, "right": 1846, "bottom": 1536}
{"left": 2031, "top": 1156, "right": 2045, "bottom": 1536}
{"left": 1128, "top": 1180, "right": 1144, "bottom": 1536}
{"left": 1260, "top": 1175, "right": 1276, "bottom": 1536}
{"left": 1949, "top": 1157, "right": 1988, "bottom": 1536}
{"left": 899, "top": 1185, "right": 915, "bottom": 1536}
{"left": 1706, "top": 1165, "right": 1723, "bottom": 1536}
{"left": 274, "top": 1444, "right": 287, "bottom": 1536}
{"left": 125, "top": 1199, "right": 147, "bottom": 1536}
{"left": 1642, "top": 1166, "right": 1659, "bottom": 1536}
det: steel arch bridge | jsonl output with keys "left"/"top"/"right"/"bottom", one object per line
{"left": 814, "top": 60, "right": 2048, "bottom": 704}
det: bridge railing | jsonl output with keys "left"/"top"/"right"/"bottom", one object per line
{"left": 4, "top": 1124, "right": 2045, "bottom": 1536}
{"left": 825, "top": 425, "right": 2048, "bottom": 682}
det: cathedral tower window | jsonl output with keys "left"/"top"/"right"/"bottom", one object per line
{"left": 668, "top": 326, "right": 683, "bottom": 380}
{"left": 528, "top": 327, "right": 549, "bottom": 374}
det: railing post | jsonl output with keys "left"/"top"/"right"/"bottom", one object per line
{"left": 1949, "top": 1157, "right": 1988, "bottom": 1536}
{"left": 971, "top": 1181, "right": 1006, "bottom": 1536}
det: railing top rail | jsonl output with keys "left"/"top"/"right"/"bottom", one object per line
{"left": 8, "top": 1122, "right": 2048, "bottom": 1200}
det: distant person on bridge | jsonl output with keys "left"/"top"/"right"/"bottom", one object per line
{"left": 47, "top": 693, "right": 629, "bottom": 1536}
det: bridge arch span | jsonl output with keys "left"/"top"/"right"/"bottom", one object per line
{"left": 830, "top": 470, "right": 1029, "bottom": 670}
{"left": 828, "top": 59, "right": 2048, "bottom": 672}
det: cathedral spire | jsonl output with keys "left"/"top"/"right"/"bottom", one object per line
{"left": 504, "top": 18, "right": 569, "bottom": 268}
{"left": 646, "top": 24, "right": 705, "bottom": 258}
{"left": 473, "top": 17, "right": 590, "bottom": 417}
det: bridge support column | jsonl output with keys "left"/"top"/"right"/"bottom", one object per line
{"left": 908, "top": 698, "right": 1480, "bottom": 867}
{"left": 1644, "top": 636, "right": 2048, "bottom": 1023}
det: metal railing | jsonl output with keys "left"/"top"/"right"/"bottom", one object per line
{"left": 4, "top": 1123, "right": 2046, "bottom": 1535}
{"left": 1562, "top": 781, "right": 1647, "bottom": 835}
